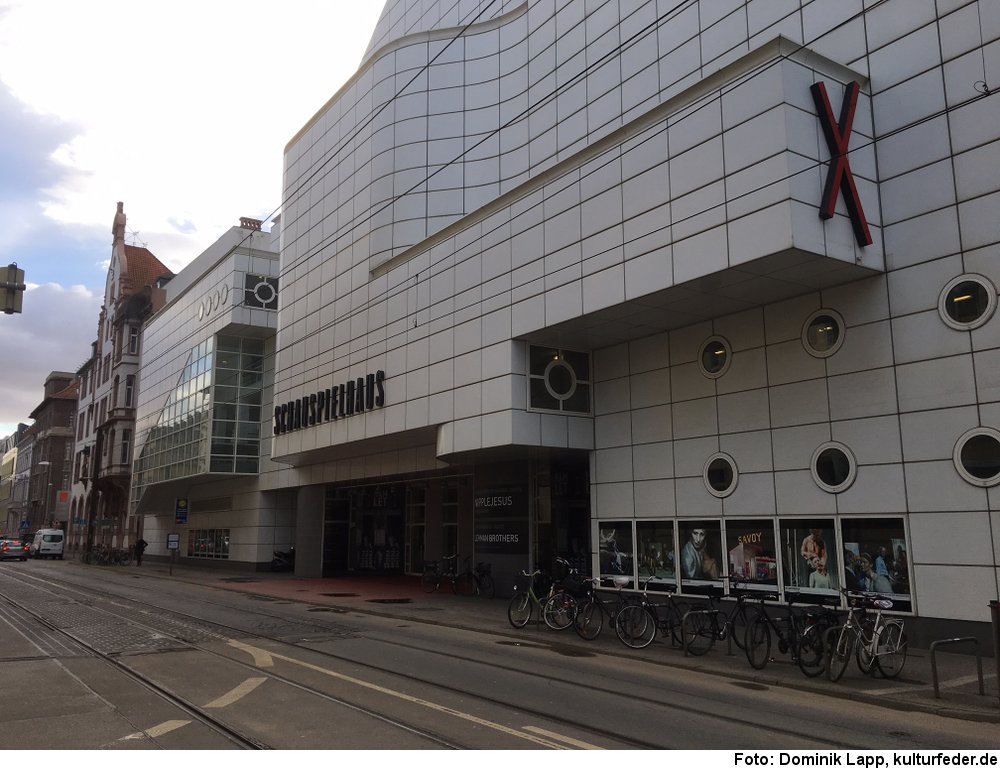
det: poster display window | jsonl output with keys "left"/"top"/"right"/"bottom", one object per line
{"left": 636, "top": 521, "right": 676, "bottom": 591}
{"left": 841, "top": 517, "right": 911, "bottom": 612}
{"left": 724, "top": 520, "right": 778, "bottom": 588}
{"left": 598, "top": 521, "right": 634, "bottom": 587}
{"left": 678, "top": 520, "right": 723, "bottom": 591}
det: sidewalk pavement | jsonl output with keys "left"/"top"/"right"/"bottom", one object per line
{"left": 84, "top": 560, "right": 1000, "bottom": 724}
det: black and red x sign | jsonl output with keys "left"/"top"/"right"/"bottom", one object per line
{"left": 810, "top": 80, "right": 873, "bottom": 247}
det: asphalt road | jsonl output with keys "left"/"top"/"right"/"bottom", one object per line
{"left": 0, "top": 561, "right": 996, "bottom": 750}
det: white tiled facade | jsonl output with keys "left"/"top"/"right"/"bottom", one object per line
{"left": 133, "top": 226, "right": 295, "bottom": 565}
{"left": 273, "top": 0, "right": 1000, "bottom": 627}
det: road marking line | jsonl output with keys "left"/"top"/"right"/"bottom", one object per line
{"left": 122, "top": 720, "right": 191, "bottom": 740}
{"left": 204, "top": 676, "right": 268, "bottom": 709}
{"left": 522, "top": 725, "right": 604, "bottom": 749}
{"left": 227, "top": 639, "right": 578, "bottom": 749}
{"left": 234, "top": 644, "right": 274, "bottom": 668}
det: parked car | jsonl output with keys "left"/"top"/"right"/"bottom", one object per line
{"left": 0, "top": 537, "right": 28, "bottom": 561}
{"left": 30, "top": 529, "right": 65, "bottom": 559}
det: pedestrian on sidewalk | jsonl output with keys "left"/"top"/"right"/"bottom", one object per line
{"left": 134, "top": 538, "right": 148, "bottom": 567}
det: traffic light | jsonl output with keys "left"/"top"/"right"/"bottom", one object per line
{"left": 1, "top": 263, "right": 25, "bottom": 314}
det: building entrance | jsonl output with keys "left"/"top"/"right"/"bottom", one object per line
{"left": 347, "top": 484, "right": 404, "bottom": 573}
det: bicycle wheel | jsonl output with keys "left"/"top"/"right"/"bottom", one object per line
{"left": 120, "top": 553, "right": 133, "bottom": 567}
{"left": 421, "top": 570, "right": 440, "bottom": 593}
{"left": 542, "top": 592, "right": 576, "bottom": 630}
{"left": 616, "top": 605, "right": 656, "bottom": 649}
{"left": 745, "top": 616, "right": 772, "bottom": 669}
{"left": 573, "top": 598, "right": 603, "bottom": 641}
{"left": 682, "top": 611, "right": 716, "bottom": 656}
{"left": 856, "top": 620, "right": 877, "bottom": 674}
{"left": 454, "top": 571, "right": 476, "bottom": 597}
{"left": 874, "top": 621, "right": 907, "bottom": 679}
{"left": 827, "top": 625, "right": 857, "bottom": 683}
{"left": 796, "top": 624, "right": 827, "bottom": 678}
{"left": 479, "top": 574, "right": 495, "bottom": 600}
{"left": 730, "top": 604, "right": 750, "bottom": 651}
{"left": 507, "top": 592, "right": 533, "bottom": 628}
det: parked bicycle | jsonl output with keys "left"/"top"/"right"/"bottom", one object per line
{"left": 744, "top": 591, "right": 840, "bottom": 677}
{"left": 455, "top": 559, "right": 495, "bottom": 599}
{"left": 507, "top": 567, "right": 557, "bottom": 628}
{"left": 680, "top": 579, "right": 757, "bottom": 656}
{"left": 827, "top": 590, "right": 907, "bottom": 681}
{"left": 537, "top": 558, "right": 588, "bottom": 630}
{"left": 421, "top": 554, "right": 461, "bottom": 593}
{"left": 615, "top": 574, "right": 689, "bottom": 649}
{"left": 81, "top": 544, "right": 132, "bottom": 566}
{"left": 573, "top": 575, "right": 636, "bottom": 641}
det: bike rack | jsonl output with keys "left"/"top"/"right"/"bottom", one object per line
{"left": 929, "top": 637, "right": 984, "bottom": 699}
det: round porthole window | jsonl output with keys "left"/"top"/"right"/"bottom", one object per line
{"left": 811, "top": 442, "right": 857, "bottom": 493}
{"left": 953, "top": 428, "right": 1000, "bottom": 486}
{"left": 703, "top": 453, "right": 738, "bottom": 497}
{"left": 802, "top": 309, "right": 845, "bottom": 358}
{"left": 699, "top": 336, "right": 732, "bottom": 379}
{"left": 198, "top": 302, "right": 205, "bottom": 321}
{"left": 939, "top": 275, "right": 997, "bottom": 331}
{"left": 221, "top": 285, "right": 229, "bottom": 306}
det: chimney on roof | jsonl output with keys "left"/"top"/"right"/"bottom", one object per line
{"left": 240, "top": 217, "right": 263, "bottom": 231}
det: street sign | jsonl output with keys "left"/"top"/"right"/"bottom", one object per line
{"left": 175, "top": 498, "right": 188, "bottom": 525}
{"left": 167, "top": 533, "right": 180, "bottom": 551}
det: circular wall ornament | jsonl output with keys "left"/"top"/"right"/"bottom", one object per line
{"left": 250, "top": 278, "right": 278, "bottom": 306}
{"left": 543, "top": 357, "right": 578, "bottom": 401}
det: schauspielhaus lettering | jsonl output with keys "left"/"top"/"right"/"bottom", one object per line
{"left": 274, "top": 370, "right": 385, "bottom": 435}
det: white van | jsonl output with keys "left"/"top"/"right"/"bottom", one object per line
{"left": 31, "top": 529, "right": 64, "bottom": 559}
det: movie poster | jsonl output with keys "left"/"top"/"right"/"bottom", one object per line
{"left": 678, "top": 520, "right": 723, "bottom": 588}
{"left": 841, "top": 516, "right": 911, "bottom": 611}
{"left": 598, "top": 521, "right": 634, "bottom": 586}
{"left": 724, "top": 520, "right": 778, "bottom": 588}
{"left": 779, "top": 519, "right": 839, "bottom": 599}
{"left": 636, "top": 521, "right": 676, "bottom": 591}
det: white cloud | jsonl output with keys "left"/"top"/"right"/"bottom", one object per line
{"left": 0, "top": 0, "right": 385, "bottom": 437}
{"left": 0, "top": 283, "right": 101, "bottom": 435}
{"left": 0, "top": 0, "right": 385, "bottom": 270}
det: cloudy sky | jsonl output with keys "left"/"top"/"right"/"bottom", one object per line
{"left": 0, "top": 0, "right": 384, "bottom": 437}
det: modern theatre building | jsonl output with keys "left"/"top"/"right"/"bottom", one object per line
{"left": 141, "top": 0, "right": 1000, "bottom": 640}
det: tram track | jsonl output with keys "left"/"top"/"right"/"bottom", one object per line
{"left": 0, "top": 565, "right": 856, "bottom": 750}
{"left": 0, "top": 586, "right": 267, "bottom": 750}
{"left": 0, "top": 569, "right": 468, "bottom": 749}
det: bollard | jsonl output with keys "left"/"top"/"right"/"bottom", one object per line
{"left": 991, "top": 600, "right": 1000, "bottom": 707}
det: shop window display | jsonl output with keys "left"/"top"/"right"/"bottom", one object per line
{"left": 598, "top": 521, "right": 633, "bottom": 587}
{"left": 636, "top": 521, "right": 676, "bottom": 591}
{"left": 724, "top": 520, "right": 777, "bottom": 588}
{"left": 841, "top": 517, "right": 911, "bottom": 611}
{"left": 779, "top": 519, "right": 839, "bottom": 599}
{"left": 678, "top": 520, "right": 723, "bottom": 589}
